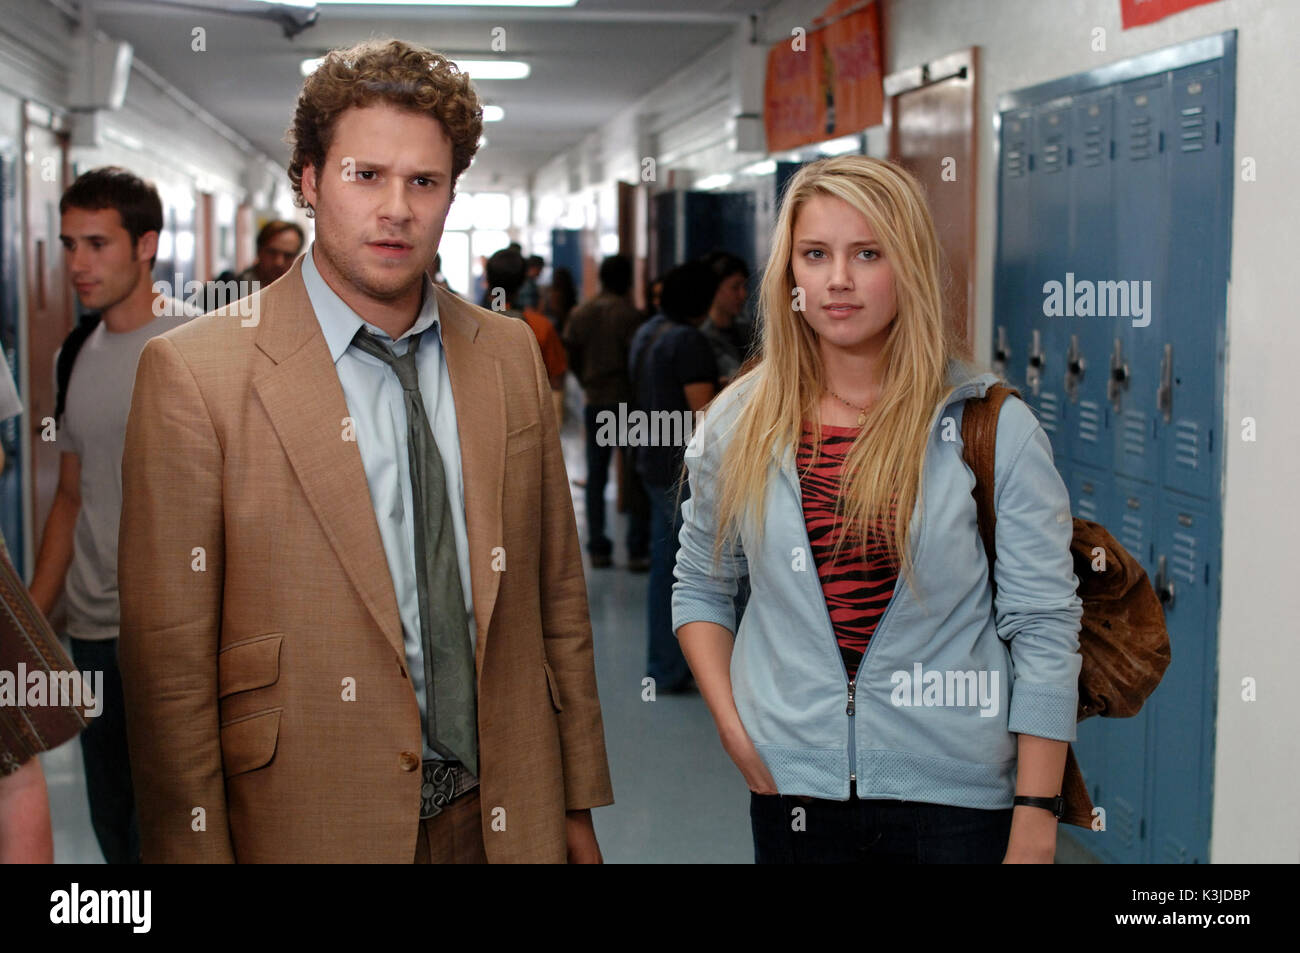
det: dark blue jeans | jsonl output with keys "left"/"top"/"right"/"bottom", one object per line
{"left": 643, "top": 479, "right": 691, "bottom": 689}
{"left": 584, "top": 402, "right": 649, "bottom": 559}
{"left": 69, "top": 637, "right": 141, "bottom": 864}
{"left": 750, "top": 789, "right": 1013, "bottom": 864}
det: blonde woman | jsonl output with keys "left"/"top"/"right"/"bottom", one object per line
{"left": 673, "top": 156, "right": 1082, "bottom": 864}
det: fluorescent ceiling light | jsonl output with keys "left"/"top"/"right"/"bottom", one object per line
{"left": 265, "top": 1, "right": 576, "bottom": 7}
{"left": 740, "top": 159, "right": 777, "bottom": 176}
{"left": 482, "top": 105, "right": 504, "bottom": 122}
{"left": 300, "top": 58, "right": 529, "bottom": 81}
{"left": 695, "top": 173, "right": 733, "bottom": 191}
{"left": 818, "top": 135, "right": 862, "bottom": 156}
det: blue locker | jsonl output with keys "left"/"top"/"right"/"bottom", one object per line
{"left": 551, "top": 228, "right": 584, "bottom": 300}
{"left": 1089, "top": 475, "right": 1156, "bottom": 863}
{"left": 653, "top": 191, "right": 758, "bottom": 278}
{"left": 1026, "top": 101, "right": 1071, "bottom": 461}
{"left": 683, "top": 191, "right": 757, "bottom": 276}
{"left": 1112, "top": 76, "right": 1169, "bottom": 486}
{"left": 1066, "top": 91, "right": 1117, "bottom": 473}
{"left": 1161, "top": 63, "right": 1226, "bottom": 501}
{"left": 997, "top": 33, "right": 1234, "bottom": 864}
{"left": 992, "top": 109, "right": 1033, "bottom": 388}
{"left": 1148, "top": 492, "right": 1216, "bottom": 862}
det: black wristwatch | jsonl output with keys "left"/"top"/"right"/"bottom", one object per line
{"left": 1013, "top": 795, "right": 1064, "bottom": 819}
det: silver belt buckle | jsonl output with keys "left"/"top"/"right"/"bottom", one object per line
{"left": 420, "top": 760, "right": 479, "bottom": 820}
{"left": 420, "top": 761, "right": 457, "bottom": 820}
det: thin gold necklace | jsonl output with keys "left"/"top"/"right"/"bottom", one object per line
{"left": 826, "top": 388, "right": 869, "bottom": 426}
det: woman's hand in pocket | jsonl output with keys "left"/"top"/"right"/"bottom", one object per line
{"left": 719, "top": 719, "right": 778, "bottom": 794}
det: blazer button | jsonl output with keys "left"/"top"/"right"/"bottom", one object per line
{"left": 399, "top": 751, "right": 420, "bottom": 772}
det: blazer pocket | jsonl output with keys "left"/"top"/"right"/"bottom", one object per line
{"left": 542, "top": 659, "right": 564, "bottom": 712}
{"left": 218, "top": 633, "right": 283, "bottom": 699}
{"left": 219, "top": 707, "right": 282, "bottom": 777}
{"left": 506, "top": 421, "right": 542, "bottom": 457}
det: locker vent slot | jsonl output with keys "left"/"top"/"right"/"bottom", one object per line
{"left": 1122, "top": 410, "right": 1146, "bottom": 457}
{"left": 1128, "top": 115, "right": 1155, "bottom": 159}
{"left": 1005, "top": 145, "right": 1026, "bottom": 178}
{"left": 1174, "top": 420, "right": 1200, "bottom": 470}
{"left": 1172, "top": 531, "right": 1198, "bottom": 584}
{"left": 1161, "top": 836, "right": 1189, "bottom": 864}
{"left": 1042, "top": 138, "right": 1065, "bottom": 173}
{"left": 1077, "top": 496, "right": 1099, "bottom": 522}
{"left": 1038, "top": 391, "right": 1060, "bottom": 434}
{"left": 1083, "top": 123, "right": 1106, "bottom": 167}
{"left": 1078, "top": 401, "right": 1101, "bottom": 443}
{"left": 1120, "top": 511, "right": 1144, "bottom": 554}
{"left": 1114, "top": 796, "right": 1138, "bottom": 848}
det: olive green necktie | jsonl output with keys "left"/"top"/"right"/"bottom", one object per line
{"left": 350, "top": 328, "right": 478, "bottom": 777}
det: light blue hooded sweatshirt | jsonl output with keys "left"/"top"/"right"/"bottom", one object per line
{"left": 672, "top": 360, "right": 1084, "bottom": 808}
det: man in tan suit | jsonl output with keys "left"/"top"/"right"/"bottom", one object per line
{"left": 117, "top": 39, "right": 613, "bottom": 862}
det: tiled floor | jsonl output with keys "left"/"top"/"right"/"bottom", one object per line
{"left": 40, "top": 376, "right": 1099, "bottom": 864}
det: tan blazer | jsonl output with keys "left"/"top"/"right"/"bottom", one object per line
{"left": 118, "top": 258, "right": 614, "bottom": 862}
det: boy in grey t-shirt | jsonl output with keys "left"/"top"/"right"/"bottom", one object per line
{"left": 29, "top": 167, "right": 195, "bottom": 863}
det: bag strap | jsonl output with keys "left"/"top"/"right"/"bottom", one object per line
{"left": 55, "top": 312, "right": 101, "bottom": 425}
{"left": 959, "top": 382, "right": 1020, "bottom": 598}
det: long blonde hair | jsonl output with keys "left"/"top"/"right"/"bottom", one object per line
{"left": 709, "top": 155, "right": 967, "bottom": 597}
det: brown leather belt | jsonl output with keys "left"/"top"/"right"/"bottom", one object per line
{"left": 420, "top": 760, "right": 479, "bottom": 820}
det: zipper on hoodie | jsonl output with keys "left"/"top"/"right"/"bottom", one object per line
{"left": 786, "top": 382, "right": 979, "bottom": 794}
{"left": 846, "top": 590, "right": 901, "bottom": 786}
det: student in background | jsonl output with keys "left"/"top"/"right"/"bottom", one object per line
{"left": 628, "top": 260, "right": 720, "bottom": 694}
{"left": 699, "top": 250, "right": 752, "bottom": 385}
{"left": 28, "top": 167, "right": 193, "bottom": 864}
{"left": 518, "top": 254, "right": 544, "bottom": 311}
{"left": 546, "top": 266, "right": 578, "bottom": 336}
{"left": 563, "top": 254, "right": 648, "bottom": 570}
{"left": 486, "top": 247, "right": 567, "bottom": 428}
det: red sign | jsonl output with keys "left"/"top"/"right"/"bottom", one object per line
{"left": 764, "top": 0, "right": 884, "bottom": 153}
{"left": 1121, "top": 0, "right": 1222, "bottom": 28}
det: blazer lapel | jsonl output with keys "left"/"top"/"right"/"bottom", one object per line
{"left": 435, "top": 287, "right": 505, "bottom": 678}
{"left": 251, "top": 262, "right": 405, "bottom": 659}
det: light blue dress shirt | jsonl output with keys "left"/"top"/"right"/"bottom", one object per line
{"left": 302, "top": 243, "right": 476, "bottom": 760}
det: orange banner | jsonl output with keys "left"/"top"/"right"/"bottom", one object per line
{"left": 764, "top": 0, "right": 884, "bottom": 153}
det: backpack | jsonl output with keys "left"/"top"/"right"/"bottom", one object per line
{"left": 55, "top": 312, "right": 101, "bottom": 425}
{"left": 961, "top": 382, "right": 1171, "bottom": 829}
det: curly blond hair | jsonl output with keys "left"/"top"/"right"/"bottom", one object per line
{"left": 286, "top": 38, "right": 483, "bottom": 213}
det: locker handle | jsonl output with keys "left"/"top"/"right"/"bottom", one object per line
{"left": 1157, "top": 344, "right": 1173, "bottom": 424}
{"left": 1154, "top": 555, "right": 1175, "bottom": 609}
{"left": 1108, "top": 338, "right": 1129, "bottom": 413}
{"left": 993, "top": 326, "right": 1011, "bottom": 376}
{"left": 1065, "top": 334, "right": 1085, "bottom": 403}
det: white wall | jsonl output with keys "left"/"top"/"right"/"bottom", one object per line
{"left": 530, "top": 0, "right": 1300, "bottom": 862}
